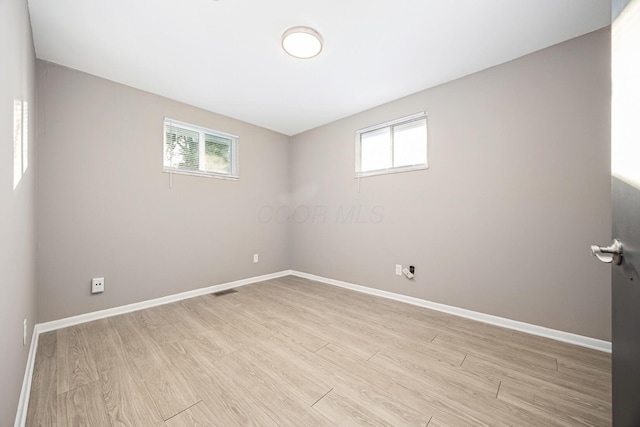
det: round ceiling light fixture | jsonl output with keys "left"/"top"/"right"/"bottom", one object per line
{"left": 281, "top": 26, "right": 323, "bottom": 59}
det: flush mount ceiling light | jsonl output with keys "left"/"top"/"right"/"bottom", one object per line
{"left": 281, "top": 26, "right": 323, "bottom": 59}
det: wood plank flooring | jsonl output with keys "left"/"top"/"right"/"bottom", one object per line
{"left": 25, "top": 275, "right": 612, "bottom": 426}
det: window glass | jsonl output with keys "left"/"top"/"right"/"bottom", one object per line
{"left": 361, "top": 127, "right": 391, "bottom": 172}
{"left": 163, "top": 119, "right": 238, "bottom": 179}
{"left": 393, "top": 118, "right": 427, "bottom": 168}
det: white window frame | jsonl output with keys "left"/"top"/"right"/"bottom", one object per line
{"left": 355, "top": 112, "right": 428, "bottom": 178}
{"left": 163, "top": 118, "right": 239, "bottom": 180}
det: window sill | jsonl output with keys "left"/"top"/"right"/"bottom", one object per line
{"left": 163, "top": 169, "right": 239, "bottom": 180}
{"left": 355, "top": 164, "right": 428, "bottom": 178}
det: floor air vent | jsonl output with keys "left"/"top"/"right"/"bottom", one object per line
{"left": 211, "top": 289, "right": 238, "bottom": 297}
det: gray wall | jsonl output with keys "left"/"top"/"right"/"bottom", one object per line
{"left": 0, "top": 0, "right": 37, "bottom": 423}
{"left": 289, "top": 29, "right": 612, "bottom": 341}
{"left": 36, "top": 28, "right": 611, "bottom": 341}
{"left": 36, "top": 61, "right": 290, "bottom": 322}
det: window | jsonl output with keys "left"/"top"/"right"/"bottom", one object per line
{"left": 163, "top": 118, "right": 238, "bottom": 179}
{"left": 355, "top": 112, "right": 427, "bottom": 177}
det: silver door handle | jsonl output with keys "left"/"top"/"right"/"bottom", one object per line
{"left": 590, "top": 239, "right": 623, "bottom": 265}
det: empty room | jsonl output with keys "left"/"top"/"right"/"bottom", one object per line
{"left": 3, "top": 0, "right": 640, "bottom": 425}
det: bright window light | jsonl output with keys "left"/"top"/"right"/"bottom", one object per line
{"left": 356, "top": 112, "right": 428, "bottom": 177}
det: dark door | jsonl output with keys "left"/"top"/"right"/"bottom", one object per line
{"left": 610, "top": 0, "right": 640, "bottom": 425}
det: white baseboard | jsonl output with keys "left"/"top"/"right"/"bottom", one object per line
{"left": 14, "top": 323, "right": 40, "bottom": 427}
{"left": 290, "top": 270, "right": 612, "bottom": 353}
{"left": 14, "top": 270, "right": 290, "bottom": 427}
{"left": 37, "top": 270, "right": 290, "bottom": 333}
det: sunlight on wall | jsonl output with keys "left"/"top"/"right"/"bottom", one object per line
{"left": 23, "top": 100, "right": 29, "bottom": 173}
{"left": 13, "top": 100, "right": 22, "bottom": 190}
{"left": 612, "top": 0, "right": 640, "bottom": 189}
{"left": 13, "top": 99, "right": 29, "bottom": 190}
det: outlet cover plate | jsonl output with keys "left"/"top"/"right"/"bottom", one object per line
{"left": 395, "top": 264, "right": 402, "bottom": 275}
{"left": 92, "top": 277, "right": 105, "bottom": 294}
{"left": 253, "top": 254, "right": 259, "bottom": 263}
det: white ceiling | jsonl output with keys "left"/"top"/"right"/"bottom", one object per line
{"left": 28, "top": 0, "right": 610, "bottom": 136}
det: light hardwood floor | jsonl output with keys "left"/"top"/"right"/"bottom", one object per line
{"left": 25, "top": 276, "right": 611, "bottom": 426}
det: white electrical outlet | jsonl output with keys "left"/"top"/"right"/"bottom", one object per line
{"left": 23, "top": 318, "right": 27, "bottom": 346}
{"left": 253, "top": 254, "right": 259, "bottom": 263}
{"left": 395, "top": 264, "right": 402, "bottom": 276}
{"left": 92, "top": 277, "right": 105, "bottom": 294}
